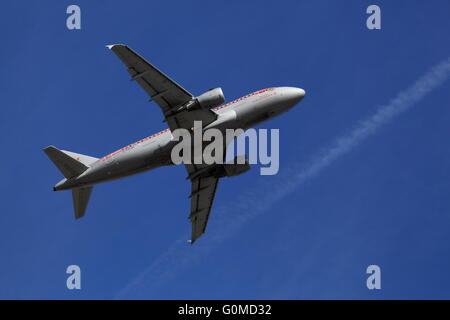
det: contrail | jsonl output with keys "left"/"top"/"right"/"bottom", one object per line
{"left": 116, "top": 57, "right": 450, "bottom": 299}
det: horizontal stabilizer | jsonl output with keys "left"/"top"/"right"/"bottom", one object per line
{"left": 61, "top": 150, "right": 98, "bottom": 166}
{"left": 72, "top": 187, "right": 93, "bottom": 219}
{"left": 43, "top": 146, "right": 88, "bottom": 179}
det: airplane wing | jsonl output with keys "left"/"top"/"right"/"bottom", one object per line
{"left": 188, "top": 167, "right": 220, "bottom": 243}
{"left": 108, "top": 44, "right": 224, "bottom": 243}
{"left": 107, "top": 44, "right": 217, "bottom": 131}
{"left": 185, "top": 137, "right": 232, "bottom": 243}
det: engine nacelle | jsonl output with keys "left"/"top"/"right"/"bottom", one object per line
{"left": 189, "top": 156, "right": 251, "bottom": 180}
{"left": 196, "top": 88, "right": 225, "bottom": 109}
{"left": 223, "top": 156, "right": 250, "bottom": 177}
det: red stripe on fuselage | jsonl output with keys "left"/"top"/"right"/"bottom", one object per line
{"left": 99, "top": 88, "right": 275, "bottom": 161}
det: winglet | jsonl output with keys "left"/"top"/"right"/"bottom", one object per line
{"left": 105, "top": 44, "right": 125, "bottom": 50}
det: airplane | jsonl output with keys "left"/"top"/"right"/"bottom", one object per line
{"left": 44, "top": 44, "right": 306, "bottom": 243}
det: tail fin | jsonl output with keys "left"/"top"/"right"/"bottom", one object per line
{"left": 60, "top": 150, "right": 98, "bottom": 167}
{"left": 72, "top": 186, "right": 93, "bottom": 219}
{"left": 43, "top": 146, "right": 96, "bottom": 178}
{"left": 44, "top": 146, "right": 98, "bottom": 219}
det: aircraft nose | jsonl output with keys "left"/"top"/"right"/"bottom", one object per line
{"left": 296, "top": 87, "right": 306, "bottom": 99}
{"left": 284, "top": 87, "right": 306, "bottom": 106}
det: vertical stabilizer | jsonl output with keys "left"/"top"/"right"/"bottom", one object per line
{"left": 44, "top": 146, "right": 96, "bottom": 219}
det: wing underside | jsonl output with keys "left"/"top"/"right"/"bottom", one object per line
{"left": 107, "top": 44, "right": 217, "bottom": 131}
{"left": 189, "top": 173, "right": 219, "bottom": 243}
{"left": 107, "top": 44, "right": 224, "bottom": 243}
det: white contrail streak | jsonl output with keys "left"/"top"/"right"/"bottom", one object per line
{"left": 116, "top": 57, "right": 450, "bottom": 299}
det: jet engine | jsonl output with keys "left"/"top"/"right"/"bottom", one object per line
{"left": 186, "top": 156, "right": 251, "bottom": 180}
{"left": 196, "top": 88, "right": 225, "bottom": 109}
{"left": 223, "top": 156, "right": 250, "bottom": 177}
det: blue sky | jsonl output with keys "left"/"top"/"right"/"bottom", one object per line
{"left": 1, "top": 1, "right": 450, "bottom": 299}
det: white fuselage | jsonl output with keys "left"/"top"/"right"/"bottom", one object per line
{"left": 55, "top": 87, "right": 305, "bottom": 190}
